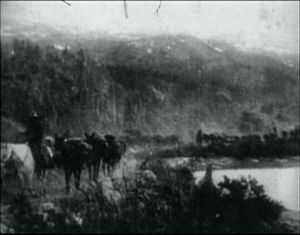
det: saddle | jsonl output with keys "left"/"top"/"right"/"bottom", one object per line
{"left": 30, "top": 144, "right": 53, "bottom": 169}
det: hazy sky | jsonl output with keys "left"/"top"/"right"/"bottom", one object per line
{"left": 1, "top": 1, "right": 299, "bottom": 53}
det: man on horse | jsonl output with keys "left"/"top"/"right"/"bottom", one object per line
{"left": 26, "top": 111, "right": 44, "bottom": 142}
{"left": 25, "top": 111, "right": 50, "bottom": 178}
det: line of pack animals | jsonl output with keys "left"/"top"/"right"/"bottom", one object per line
{"left": 1, "top": 132, "right": 127, "bottom": 194}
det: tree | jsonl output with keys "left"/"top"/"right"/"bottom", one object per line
{"left": 196, "top": 129, "right": 203, "bottom": 146}
{"left": 239, "top": 112, "right": 264, "bottom": 134}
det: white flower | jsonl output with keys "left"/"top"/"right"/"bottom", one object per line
{"left": 72, "top": 213, "right": 83, "bottom": 226}
{"left": 221, "top": 188, "right": 230, "bottom": 196}
{"left": 41, "top": 202, "right": 55, "bottom": 211}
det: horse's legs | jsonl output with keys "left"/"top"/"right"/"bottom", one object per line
{"left": 24, "top": 170, "right": 35, "bottom": 196}
{"left": 93, "top": 161, "right": 100, "bottom": 181}
{"left": 103, "top": 162, "right": 108, "bottom": 177}
{"left": 40, "top": 169, "right": 45, "bottom": 180}
{"left": 17, "top": 171, "right": 28, "bottom": 196}
{"left": 18, "top": 171, "right": 25, "bottom": 192}
{"left": 107, "top": 163, "right": 112, "bottom": 177}
{"left": 101, "top": 160, "right": 105, "bottom": 176}
{"left": 64, "top": 169, "right": 71, "bottom": 194}
{"left": 111, "top": 162, "right": 117, "bottom": 178}
{"left": 35, "top": 167, "right": 41, "bottom": 180}
{"left": 74, "top": 171, "right": 78, "bottom": 189}
{"left": 91, "top": 163, "right": 95, "bottom": 181}
{"left": 107, "top": 162, "right": 112, "bottom": 177}
{"left": 97, "top": 160, "right": 100, "bottom": 179}
{"left": 88, "top": 163, "right": 92, "bottom": 181}
{"left": 41, "top": 169, "right": 48, "bottom": 195}
{"left": 36, "top": 165, "right": 46, "bottom": 181}
{"left": 74, "top": 170, "right": 81, "bottom": 190}
{"left": 100, "top": 159, "right": 104, "bottom": 177}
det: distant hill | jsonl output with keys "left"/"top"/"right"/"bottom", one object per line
{"left": 1, "top": 23, "right": 299, "bottom": 141}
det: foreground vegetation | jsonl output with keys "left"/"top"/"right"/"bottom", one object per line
{"left": 2, "top": 160, "right": 294, "bottom": 233}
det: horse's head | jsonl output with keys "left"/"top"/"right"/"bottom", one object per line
{"left": 53, "top": 134, "right": 67, "bottom": 168}
{"left": 84, "top": 132, "right": 94, "bottom": 144}
{"left": 105, "top": 134, "right": 116, "bottom": 145}
{"left": 85, "top": 131, "right": 106, "bottom": 148}
{"left": 54, "top": 134, "right": 65, "bottom": 148}
{"left": 118, "top": 140, "right": 127, "bottom": 155}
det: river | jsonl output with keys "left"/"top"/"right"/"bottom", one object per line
{"left": 193, "top": 167, "right": 299, "bottom": 211}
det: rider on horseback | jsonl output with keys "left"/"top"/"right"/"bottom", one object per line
{"left": 26, "top": 111, "right": 49, "bottom": 176}
{"left": 26, "top": 111, "right": 44, "bottom": 144}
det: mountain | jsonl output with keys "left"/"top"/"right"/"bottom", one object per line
{"left": 1, "top": 23, "right": 299, "bottom": 142}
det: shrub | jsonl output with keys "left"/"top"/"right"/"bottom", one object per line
{"left": 6, "top": 164, "right": 289, "bottom": 233}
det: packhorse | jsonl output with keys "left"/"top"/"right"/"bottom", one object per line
{"left": 85, "top": 132, "right": 127, "bottom": 179}
{"left": 54, "top": 134, "right": 92, "bottom": 193}
{"left": 84, "top": 132, "right": 107, "bottom": 181}
{"left": 104, "top": 134, "right": 127, "bottom": 177}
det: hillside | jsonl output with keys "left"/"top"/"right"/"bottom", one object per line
{"left": 1, "top": 30, "right": 299, "bottom": 142}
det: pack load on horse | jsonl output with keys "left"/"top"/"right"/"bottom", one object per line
{"left": 54, "top": 133, "right": 92, "bottom": 193}
{"left": 25, "top": 111, "right": 53, "bottom": 179}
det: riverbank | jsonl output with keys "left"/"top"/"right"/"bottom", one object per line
{"left": 280, "top": 209, "right": 300, "bottom": 233}
{"left": 165, "top": 155, "right": 299, "bottom": 171}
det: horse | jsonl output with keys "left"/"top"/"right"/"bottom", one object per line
{"left": 29, "top": 138, "right": 54, "bottom": 180}
{"left": 104, "top": 135, "right": 127, "bottom": 177}
{"left": 1, "top": 143, "right": 35, "bottom": 195}
{"left": 84, "top": 132, "right": 107, "bottom": 181}
{"left": 53, "top": 134, "right": 92, "bottom": 193}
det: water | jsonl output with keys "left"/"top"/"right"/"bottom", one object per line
{"left": 193, "top": 167, "right": 300, "bottom": 211}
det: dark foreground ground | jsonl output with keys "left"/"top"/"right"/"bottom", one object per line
{"left": 1, "top": 147, "right": 299, "bottom": 233}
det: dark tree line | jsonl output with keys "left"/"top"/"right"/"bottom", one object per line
{"left": 196, "top": 126, "right": 299, "bottom": 158}
{"left": 1, "top": 40, "right": 90, "bottom": 126}
{"left": 1, "top": 39, "right": 182, "bottom": 135}
{"left": 120, "top": 129, "right": 180, "bottom": 147}
{"left": 1, "top": 39, "right": 125, "bottom": 135}
{"left": 1, "top": 38, "right": 299, "bottom": 139}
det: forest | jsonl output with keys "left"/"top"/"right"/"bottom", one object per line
{"left": 1, "top": 36, "right": 299, "bottom": 141}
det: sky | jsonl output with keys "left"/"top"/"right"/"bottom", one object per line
{"left": 1, "top": 1, "right": 299, "bottom": 53}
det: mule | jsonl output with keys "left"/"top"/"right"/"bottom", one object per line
{"left": 104, "top": 135, "right": 127, "bottom": 177}
{"left": 84, "top": 132, "right": 107, "bottom": 181}
{"left": 1, "top": 143, "right": 35, "bottom": 194}
{"left": 54, "top": 135, "right": 92, "bottom": 193}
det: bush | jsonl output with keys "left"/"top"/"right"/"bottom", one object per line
{"left": 6, "top": 164, "right": 288, "bottom": 233}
